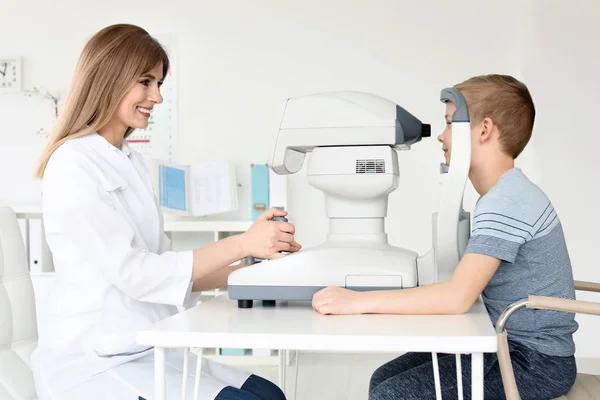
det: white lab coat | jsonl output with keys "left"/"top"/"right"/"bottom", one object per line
{"left": 31, "top": 132, "right": 251, "bottom": 400}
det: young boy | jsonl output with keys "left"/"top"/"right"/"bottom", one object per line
{"left": 311, "top": 75, "right": 578, "bottom": 399}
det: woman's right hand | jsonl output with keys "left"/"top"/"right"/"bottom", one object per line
{"left": 241, "top": 208, "right": 301, "bottom": 259}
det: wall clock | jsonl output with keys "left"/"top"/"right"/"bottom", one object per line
{"left": 0, "top": 57, "right": 22, "bottom": 93}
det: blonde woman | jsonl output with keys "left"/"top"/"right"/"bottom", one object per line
{"left": 31, "top": 24, "right": 298, "bottom": 400}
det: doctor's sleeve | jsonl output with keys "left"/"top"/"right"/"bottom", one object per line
{"left": 42, "top": 153, "right": 194, "bottom": 307}
{"left": 157, "top": 230, "right": 202, "bottom": 309}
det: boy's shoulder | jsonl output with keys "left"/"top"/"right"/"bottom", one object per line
{"left": 472, "top": 168, "right": 558, "bottom": 245}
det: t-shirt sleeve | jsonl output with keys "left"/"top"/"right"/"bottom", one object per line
{"left": 465, "top": 195, "right": 532, "bottom": 263}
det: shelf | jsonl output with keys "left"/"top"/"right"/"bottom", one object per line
{"left": 204, "top": 354, "right": 280, "bottom": 366}
{"left": 190, "top": 347, "right": 280, "bottom": 366}
{"left": 7, "top": 203, "right": 42, "bottom": 216}
{"left": 8, "top": 203, "right": 253, "bottom": 233}
{"left": 163, "top": 218, "right": 252, "bottom": 233}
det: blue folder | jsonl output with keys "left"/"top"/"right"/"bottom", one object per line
{"left": 158, "top": 164, "right": 187, "bottom": 212}
{"left": 251, "top": 164, "right": 270, "bottom": 220}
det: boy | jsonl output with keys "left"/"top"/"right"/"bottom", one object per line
{"left": 311, "top": 75, "right": 578, "bottom": 399}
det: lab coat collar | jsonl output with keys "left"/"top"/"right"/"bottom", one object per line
{"left": 82, "top": 132, "right": 131, "bottom": 157}
{"left": 78, "top": 133, "right": 152, "bottom": 194}
{"left": 121, "top": 138, "right": 132, "bottom": 157}
{"left": 76, "top": 131, "right": 161, "bottom": 250}
{"left": 80, "top": 133, "right": 156, "bottom": 199}
{"left": 77, "top": 133, "right": 130, "bottom": 191}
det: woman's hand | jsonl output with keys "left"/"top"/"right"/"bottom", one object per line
{"left": 241, "top": 208, "right": 301, "bottom": 259}
{"left": 312, "top": 286, "right": 366, "bottom": 315}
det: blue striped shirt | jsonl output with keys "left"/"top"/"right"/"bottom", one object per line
{"left": 465, "top": 168, "right": 578, "bottom": 357}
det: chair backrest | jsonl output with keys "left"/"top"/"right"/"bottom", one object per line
{"left": 0, "top": 207, "right": 38, "bottom": 399}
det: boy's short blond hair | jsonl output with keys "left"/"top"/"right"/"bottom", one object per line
{"left": 454, "top": 74, "right": 535, "bottom": 159}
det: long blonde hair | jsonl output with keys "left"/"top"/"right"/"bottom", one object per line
{"left": 35, "top": 24, "right": 169, "bottom": 178}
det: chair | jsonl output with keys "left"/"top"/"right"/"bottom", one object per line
{"left": 497, "top": 280, "right": 600, "bottom": 400}
{"left": 0, "top": 207, "right": 39, "bottom": 399}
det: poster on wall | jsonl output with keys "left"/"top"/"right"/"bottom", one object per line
{"left": 126, "top": 34, "right": 177, "bottom": 162}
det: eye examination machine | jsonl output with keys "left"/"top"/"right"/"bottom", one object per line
{"left": 228, "top": 89, "right": 472, "bottom": 308}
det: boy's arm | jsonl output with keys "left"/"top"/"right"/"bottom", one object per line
{"left": 313, "top": 187, "right": 531, "bottom": 315}
{"left": 312, "top": 252, "right": 501, "bottom": 315}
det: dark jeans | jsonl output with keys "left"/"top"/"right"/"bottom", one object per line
{"left": 215, "top": 374, "right": 286, "bottom": 400}
{"left": 140, "top": 374, "right": 285, "bottom": 400}
{"left": 369, "top": 344, "right": 577, "bottom": 400}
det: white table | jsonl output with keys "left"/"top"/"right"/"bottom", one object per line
{"left": 137, "top": 294, "right": 497, "bottom": 400}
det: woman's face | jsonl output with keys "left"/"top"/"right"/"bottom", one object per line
{"left": 113, "top": 63, "right": 164, "bottom": 132}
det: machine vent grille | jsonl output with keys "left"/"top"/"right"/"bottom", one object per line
{"left": 355, "top": 159, "right": 386, "bottom": 174}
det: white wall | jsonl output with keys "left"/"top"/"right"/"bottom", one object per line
{"left": 523, "top": 0, "right": 600, "bottom": 361}
{"left": 1, "top": 0, "right": 599, "bottom": 358}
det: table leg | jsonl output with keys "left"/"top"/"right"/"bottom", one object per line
{"left": 181, "top": 348, "right": 189, "bottom": 400}
{"left": 431, "top": 353, "right": 442, "bottom": 400}
{"left": 471, "top": 352, "right": 484, "bottom": 400}
{"left": 279, "top": 349, "right": 287, "bottom": 394}
{"left": 194, "top": 348, "right": 204, "bottom": 400}
{"left": 456, "top": 354, "right": 464, "bottom": 400}
{"left": 155, "top": 346, "right": 166, "bottom": 400}
{"left": 291, "top": 351, "right": 299, "bottom": 400}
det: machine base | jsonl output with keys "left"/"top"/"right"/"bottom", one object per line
{"left": 236, "top": 299, "right": 279, "bottom": 308}
{"left": 228, "top": 245, "right": 418, "bottom": 307}
{"left": 230, "top": 284, "right": 403, "bottom": 307}
{"left": 237, "top": 300, "right": 254, "bottom": 308}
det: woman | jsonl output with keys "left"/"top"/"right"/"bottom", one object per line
{"left": 31, "top": 24, "right": 299, "bottom": 400}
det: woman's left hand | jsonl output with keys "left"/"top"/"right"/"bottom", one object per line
{"left": 312, "top": 286, "right": 366, "bottom": 315}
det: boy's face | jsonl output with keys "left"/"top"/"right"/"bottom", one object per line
{"left": 437, "top": 103, "right": 455, "bottom": 166}
{"left": 438, "top": 103, "right": 484, "bottom": 168}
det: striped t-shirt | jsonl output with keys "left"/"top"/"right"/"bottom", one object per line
{"left": 465, "top": 168, "right": 578, "bottom": 357}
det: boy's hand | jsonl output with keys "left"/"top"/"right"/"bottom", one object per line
{"left": 312, "top": 286, "right": 365, "bottom": 315}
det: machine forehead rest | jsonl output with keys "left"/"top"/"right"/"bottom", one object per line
{"left": 440, "top": 88, "right": 470, "bottom": 122}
